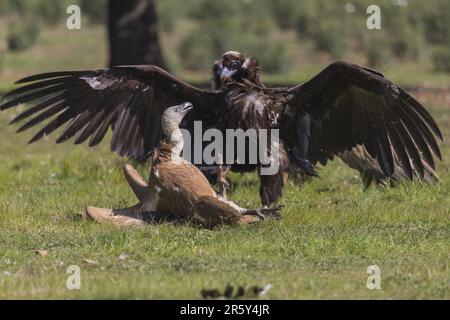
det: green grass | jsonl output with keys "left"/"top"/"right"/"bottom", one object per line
{"left": 0, "top": 99, "right": 449, "bottom": 299}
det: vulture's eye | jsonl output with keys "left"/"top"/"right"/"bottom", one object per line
{"left": 230, "top": 61, "right": 240, "bottom": 70}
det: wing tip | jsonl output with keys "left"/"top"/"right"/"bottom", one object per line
{"left": 15, "top": 71, "right": 89, "bottom": 84}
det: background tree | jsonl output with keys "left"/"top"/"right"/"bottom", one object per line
{"left": 0, "top": 0, "right": 449, "bottom": 74}
{"left": 108, "top": 0, "right": 166, "bottom": 67}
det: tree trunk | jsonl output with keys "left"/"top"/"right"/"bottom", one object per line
{"left": 108, "top": 0, "right": 166, "bottom": 68}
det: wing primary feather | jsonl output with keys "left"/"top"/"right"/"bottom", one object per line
{"left": 18, "top": 102, "right": 66, "bottom": 134}
{"left": 110, "top": 93, "right": 137, "bottom": 156}
{"left": 129, "top": 94, "right": 149, "bottom": 159}
{"left": 367, "top": 111, "right": 390, "bottom": 176}
{"left": 387, "top": 123, "right": 413, "bottom": 179}
{"left": 88, "top": 111, "right": 116, "bottom": 147}
{"left": 55, "top": 94, "right": 104, "bottom": 143}
{"left": 118, "top": 94, "right": 142, "bottom": 155}
{"left": 395, "top": 121, "right": 425, "bottom": 178}
{"left": 329, "top": 110, "right": 346, "bottom": 148}
{"left": 9, "top": 93, "right": 64, "bottom": 124}
{"left": 2, "top": 66, "right": 226, "bottom": 162}
{"left": 399, "top": 89, "right": 442, "bottom": 140}
{"left": 395, "top": 100, "right": 442, "bottom": 160}
{"left": 141, "top": 94, "right": 162, "bottom": 159}
{"left": 0, "top": 84, "right": 68, "bottom": 110}
{"left": 15, "top": 71, "right": 89, "bottom": 84}
{"left": 26, "top": 87, "right": 98, "bottom": 143}
{"left": 110, "top": 110, "right": 130, "bottom": 155}
{"left": 372, "top": 103, "right": 394, "bottom": 175}
{"left": 4, "top": 77, "right": 74, "bottom": 99}
{"left": 286, "top": 62, "right": 442, "bottom": 174}
{"left": 119, "top": 93, "right": 143, "bottom": 157}
{"left": 73, "top": 93, "right": 123, "bottom": 145}
{"left": 393, "top": 103, "right": 435, "bottom": 168}
{"left": 361, "top": 104, "right": 377, "bottom": 160}
{"left": 74, "top": 109, "right": 109, "bottom": 145}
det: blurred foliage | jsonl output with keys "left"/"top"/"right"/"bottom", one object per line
{"left": 7, "top": 19, "right": 39, "bottom": 51}
{"left": 433, "top": 47, "right": 450, "bottom": 73}
{"left": 160, "top": 0, "right": 450, "bottom": 73}
{"left": 0, "top": 0, "right": 107, "bottom": 23}
{"left": 79, "top": 0, "right": 107, "bottom": 24}
{"left": 0, "top": 0, "right": 449, "bottom": 74}
{"left": 362, "top": 32, "right": 392, "bottom": 68}
{"left": 33, "top": 0, "right": 67, "bottom": 26}
{"left": 175, "top": 0, "right": 291, "bottom": 73}
{"left": 1, "top": 0, "right": 106, "bottom": 52}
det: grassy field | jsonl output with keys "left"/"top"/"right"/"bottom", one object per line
{"left": 0, "top": 24, "right": 449, "bottom": 300}
{"left": 0, "top": 99, "right": 449, "bottom": 300}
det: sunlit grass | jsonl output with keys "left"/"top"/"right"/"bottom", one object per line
{"left": 0, "top": 101, "right": 449, "bottom": 299}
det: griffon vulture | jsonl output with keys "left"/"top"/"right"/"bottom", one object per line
{"left": 86, "top": 102, "right": 281, "bottom": 228}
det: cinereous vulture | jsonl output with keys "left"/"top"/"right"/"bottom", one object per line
{"left": 0, "top": 51, "right": 442, "bottom": 207}
{"left": 210, "top": 58, "right": 439, "bottom": 190}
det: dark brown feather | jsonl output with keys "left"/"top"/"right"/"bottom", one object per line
{"left": 1, "top": 65, "right": 226, "bottom": 161}
{"left": 283, "top": 60, "right": 442, "bottom": 181}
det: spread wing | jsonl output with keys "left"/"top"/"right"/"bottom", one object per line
{"left": 282, "top": 60, "right": 442, "bottom": 179}
{"left": 0, "top": 65, "right": 225, "bottom": 161}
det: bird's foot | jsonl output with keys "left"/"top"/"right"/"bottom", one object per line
{"left": 244, "top": 205, "right": 283, "bottom": 221}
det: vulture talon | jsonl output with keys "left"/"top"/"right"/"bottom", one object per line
{"left": 245, "top": 205, "right": 283, "bottom": 221}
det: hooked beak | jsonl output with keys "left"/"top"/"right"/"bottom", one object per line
{"left": 180, "top": 102, "right": 193, "bottom": 116}
{"left": 220, "top": 67, "right": 236, "bottom": 80}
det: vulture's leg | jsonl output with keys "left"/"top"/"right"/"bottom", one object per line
{"left": 244, "top": 205, "right": 283, "bottom": 220}
{"left": 289, "top": 113, "right": 318, "bottom": 176}
{"left": 216, "top": 190, "right": 283, "bottom": 220}
{"left": 259, "top": 170, "right": 284, "bottom": 207}
{"left": 258, "top": 141, "right": 289, "bottom": 207}
{"left": 217, "top": 165, "right": 230, "bottom": 199}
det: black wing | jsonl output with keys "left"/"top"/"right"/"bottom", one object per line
{"left": 282, "top": 60, "right": 442, "bottom": 179}
{"left": 0, "top": 65, "right": 225, "bottom": 161}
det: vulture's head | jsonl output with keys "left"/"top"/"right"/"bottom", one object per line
{"left": 161, "top": 102, "right": 193, "bottom": 137}
{"left": 220, "top": 51, "right": 262, "bottom": 85}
